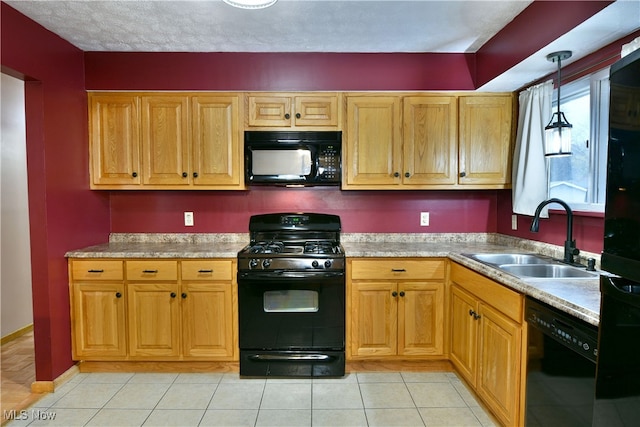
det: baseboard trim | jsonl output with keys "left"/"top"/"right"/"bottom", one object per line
{"left": 1, "top": 324, "right": 33, "bottom": 345}
{"left": 78, "top": 361, "right": 240, "bottom": 373}
{"left": 30, "top": 364, "right": 80, "bottom": 393}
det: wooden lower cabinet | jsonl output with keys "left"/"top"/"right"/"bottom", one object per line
{"left": 450, "top": 262, "right": 524, "bottom": 427}
{"left": 348, "top": 258, "right": 445, "bottom": 359}
{"left": 69, "top": 258, "right": 237, "bottom": 362}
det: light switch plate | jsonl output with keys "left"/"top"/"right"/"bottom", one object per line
{"left": 184, "top": 212, "right": 194, "bottom": 227}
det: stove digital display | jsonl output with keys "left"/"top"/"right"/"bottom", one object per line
{"left": 281, "top": 215, "right": 309, "bottom": 226}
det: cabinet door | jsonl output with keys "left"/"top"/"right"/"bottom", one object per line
{"left": 248, "top": 95, "right": 291, "bottom": 127}
{"left": 449, "top": 285, "right": 478, "bottom": 386}
{"left": 89, "top": 94, "right": 141, "bottom": 186}
{"left": 477, "top": 302, "right": 522, "bottom": 427}
{"left": 72, "top": 283, "right": 127, "bottom": 359}
{"left": 459, "top": 96, "right": 513, "bottom": 185}
{"left": 350, "top": 281, "right": 397, "bottom": 357}
{"left": 141, "top": 96, "right": 190, "bottom": 185}
{"left": 181, "top": 282, "right": 236, "bottom": 359}
{"left": 191, "top": 96, "right": 242, "bottom": 187}
{"left": 294, "top": 95, "right": 338, "bottom": 127}
{"left": 403, "top": 97, "right": 457, "bottom": 185}
{"left": 345, "top": 96, "right": 402, "bottom": 187}
{"left": 398, "top": 282, "right": 445, "bottom": 356}
{"left": 128, "top": 283, "right": 181, "bottom": 358}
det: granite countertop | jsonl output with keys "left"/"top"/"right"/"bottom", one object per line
{"left": 66, "top": 232, "right": 604, "bottom": 326}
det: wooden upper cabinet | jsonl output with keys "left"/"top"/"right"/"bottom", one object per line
{"left": 141, "top": 96, "right": 190, "bottom": 186}
{"left": 459, "top": 95, "right": 513, "bottom": 186}
{"left": 191, "top": 96, "right": 242, "bottom": 187}
{"left": 89, "top": 94, "right": 141, "bottom": 187}
{"left": 344, "top": 96, "right": 402, "bottom": 188}
{"left": 403, "top": 96, "right": 458, "bottom": 186}
{"left": 247, "top": 93, "right": 339, "bottom": 129}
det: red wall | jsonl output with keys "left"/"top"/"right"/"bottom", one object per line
{"left": 1, "top": 4, "right": 111, "bottom": 381}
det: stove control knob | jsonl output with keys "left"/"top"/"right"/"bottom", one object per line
{"left": 262, "top": 259, "right": 271, "bottom": 268}
{"left": 249, "top": 259, "right": 259, "bottom": 269}
{"left": 324, "top": 260, "right": 332, "bottom": 268}
{"left": 312, "top": 260, "right": 320, "bottom": 268}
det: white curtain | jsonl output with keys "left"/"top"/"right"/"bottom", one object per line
{"left": 512, "top": 80, "right": 553, "bottom": 217}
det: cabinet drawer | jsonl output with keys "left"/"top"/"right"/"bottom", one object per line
{"left": 181, "top": 260, "right": 233, "bottom": 281}
{"left": 72, "top": 260, "right": 123, "bottom": 281}
{"left": 126, "top": 260, "right": 178, "bottom": 281}
{"left": 351, "top": 259, "right": 445, "bottom": 280}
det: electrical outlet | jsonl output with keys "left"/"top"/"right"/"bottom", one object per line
{"left": 512, "top": 214, "right": 518, "bottom": 230}
{"left": 184, "top": 212, "right": 194, "bottom": 227}
{"left": 420, "top": 212, "right": 430, "bottom": 227}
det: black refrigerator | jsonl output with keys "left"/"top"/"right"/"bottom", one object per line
{"left": 595, "top": 47, "right": 640, "bottom": 426}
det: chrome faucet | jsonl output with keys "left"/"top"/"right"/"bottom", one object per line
{"left": 530, "top": 198, "right": 580, "bottom": 264}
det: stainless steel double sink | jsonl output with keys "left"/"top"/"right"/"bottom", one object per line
{"left": 465, "top": 253, "right": 599, "bottom": 279}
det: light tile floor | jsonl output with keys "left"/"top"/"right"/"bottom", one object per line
{"left": 4, "top": 371, "right": 496, "bottom": 426}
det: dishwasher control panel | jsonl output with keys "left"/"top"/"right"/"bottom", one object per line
{"left": 525, "top": 297, "right": 598, "bottom": 363}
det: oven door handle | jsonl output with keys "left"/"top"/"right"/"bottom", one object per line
{"left": 249, "top": 354, "right": 334, "bottom": 362}
{"left": 239, "top": 271, "right": 344, "bottom": 280}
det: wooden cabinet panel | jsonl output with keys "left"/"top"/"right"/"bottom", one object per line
{"left": 72, "top": 282, "right": 126, "bottom": 358}
{"left": 449, "top": 285, "right": 477, "bottom": 385}
{"left": 248, "top": 95, "right": 292, "bottom": 127}
{"left": 345, "top": 96, "right": 402, "bottom": 187}
{"left": 398, "top": 282, "right": 445, "bottom": 356}
{"left": 128, "top": 283, "right": 181, "bottom": 358}
{"left": 403, "top": 96, "right": 457, "bottom": 185}
{"left": 181, "top": 282, "right": 235, "bottom": 358}
{"left": 181, "top": 260, "right": 233, "bottom": 281}
{"left": 247, "top": 93, "right": 339, "bottom": 128}
{"left": 89, "top": 94, "right": 140, "bottom": 186}
{"left": 294, "top": 95, "right": 338, "bottom": 127}
{"left": 126, "top": 260, "right": 178, "bottom": 281}
{"left": 72, "top": 260, "right": 123, "bottom": 281}
{"left": 141, "top": 96, "right": 190, "bottom": 186}
{"left": 191, "top": 96, "right": 241, "bottom": 186}
{"left": 459, "top": 96, "right": 513, "bottom": 185}
{"left": 350, "top": 281, "right": 398, "bottom": 357}
{"left": 351, "top": 259, "right": 444, "bottom": 281}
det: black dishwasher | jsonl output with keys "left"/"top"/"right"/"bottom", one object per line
{"left": 525, "top": 297, "right": 599, "bottom": 427}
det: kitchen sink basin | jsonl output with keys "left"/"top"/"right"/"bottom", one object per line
{"left": 497, "top": 264, "right": 598, "bottom": 279}
{"left": 468, "top": 253, "right": 551, "bottom": 266}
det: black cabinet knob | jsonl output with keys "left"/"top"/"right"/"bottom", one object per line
{"left": 459, "top": 171, "right": 466, "bottom": 177}
{"left": 181, "top": 293, "right": 187, "bottom": 299}
{"left": 394, "top": 172, "right": 400, "bottom": 177}
{"left": 295, "top": 113, "right": 301, "bottom": 119}
{"left": 115, "top": 292, "right": 122, "bottom": 298}
{"left": 284, "top": 113, "right": 291, "bottom": 119}
{"left": 182, "top": 172, "right": 188, "bottom": 178}
{"left": 170, "top": 292, "right": 177, "bottom": 298}
{"left": 193, "top": 172, "right": 198, "bottom": 178}
{"left": 399, "top": 291, "right": 405, "bottom": 297}
{"left": 132, "top": 172, "right": 138, "bottom": 178}
{"left": 392, "top": 291, "right": 398, "bottom": 297}
{"left": 405, "top": 172, "right": 410, "bottom": 178}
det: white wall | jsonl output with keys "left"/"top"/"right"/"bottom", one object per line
{"left": 1, "top": 73, "right": 34, "bottom": 337}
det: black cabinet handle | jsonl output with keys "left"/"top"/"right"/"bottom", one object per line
{"left": 182, "top": 172, "right": 188, "bottom": 178}
{"left": 181, "top": 293, "right": 187, "bottom": 299}
{"left": 193, "top": 172, "right": 198, "bottom": 178}
{"left": 284, "top": 113, "right": 291, "bottom": 119}
{"left": 469, "top": 309, "right": 474, "bottom": 316}
{"left": 459, "top": 171, "right": 466, "bottom": 177}
{"left": 295, "top": 113, "right": 301, "bottom": 119}
{"left": 469, "top": 309, "right": 481, "bottom": 320}
{"left": 392, "top": 291, "right": 398, "bottom": 297}
{"left": 399, "top": 291, "right": 405, "bottom": 297}
{"left": 132, "top": 172, "right": 138, "bottom": 178}
{"left": 394, "top": 172, "right": 400, "bottom": 177}
{"left": 142, "top": 269, "right": 158, "bottom": 273}
{"left": 391, "top": 269, "right": 406, "bottom": 272}
{"left": 405, "top": 172, "right": 410, "bottom": 178}
{"left": 87, "top": 269, "right": 104, "bottom": 273}
{"left": 198, "top": 269, "right": 213, "bottom": 273}
{"left": 170, "top": 292, "right": 177, "bottom": 298}
{"left": 115, "top": 292, "right": 122, "bottom": 298}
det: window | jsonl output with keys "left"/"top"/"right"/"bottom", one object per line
{"left": 547, "top": 68, "right": 609, "bottom": 212}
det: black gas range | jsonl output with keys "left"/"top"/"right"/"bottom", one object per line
{"left": 237, "top": 213, "right": 346, "bottom": 377}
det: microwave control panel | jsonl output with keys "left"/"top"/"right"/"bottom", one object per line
{"left": 318, "top": 144, "right": 341, "bottom": 181}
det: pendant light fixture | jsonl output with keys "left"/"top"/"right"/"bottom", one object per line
{"left": 544, "top": 50, "right": 573, "bottom": 157}
{"left": 223, "top": 0, "right": 277, "bottom": 9}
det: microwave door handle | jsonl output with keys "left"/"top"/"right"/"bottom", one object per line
{"left": 276, "top": 139, "right": 303, "bottom": 143}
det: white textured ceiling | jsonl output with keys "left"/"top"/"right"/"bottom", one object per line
{"left": 6, "top": 0, "right": 640, "bottom": 90}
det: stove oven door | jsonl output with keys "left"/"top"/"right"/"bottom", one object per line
{"left": 237, "top": 270, "right": 345, "bottom": 377}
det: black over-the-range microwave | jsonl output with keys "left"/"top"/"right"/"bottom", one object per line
{"left": 244, "top": 131, "right": 342, "bottom": 186}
